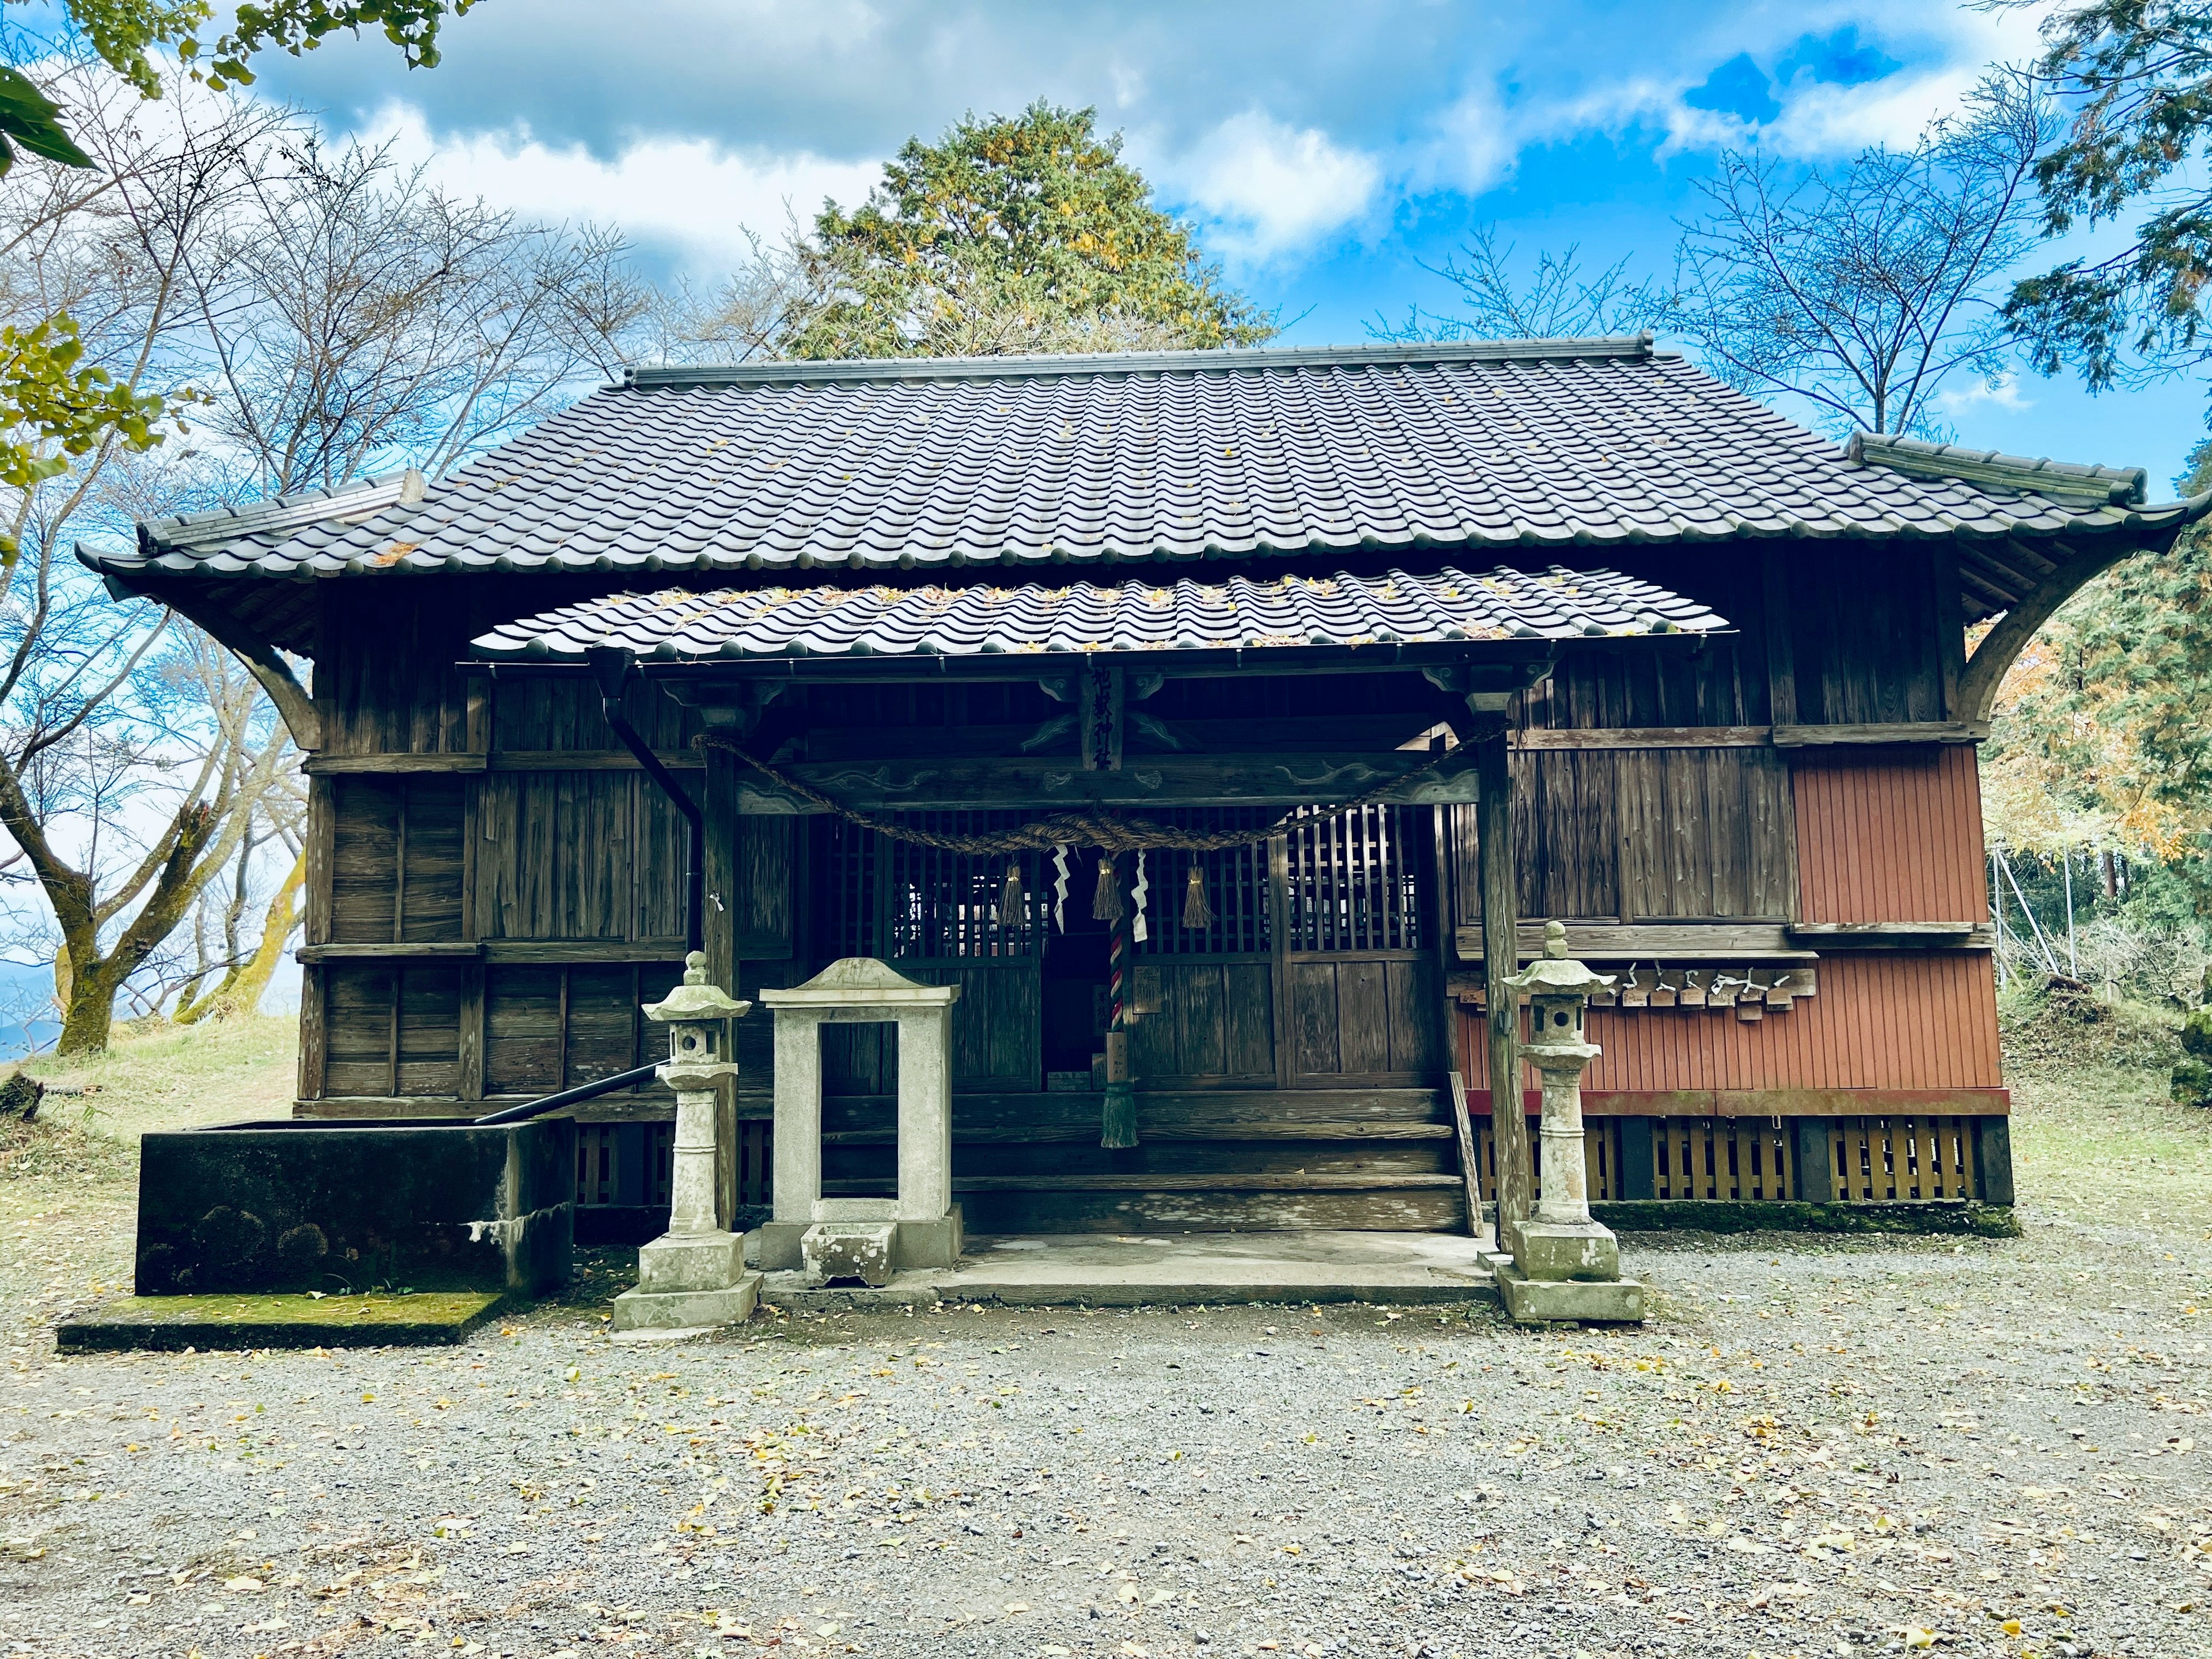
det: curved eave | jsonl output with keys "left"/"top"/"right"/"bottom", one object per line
{"left": 79, "top": 491, "right": 2212, "bottom": 590}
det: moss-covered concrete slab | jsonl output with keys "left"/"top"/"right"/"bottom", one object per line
{"left": 1592, "top": 1199, "right": 2022, "bottom": 1237}
{"left": 54, "top": 1291, "right": 506, "bottom": 1353}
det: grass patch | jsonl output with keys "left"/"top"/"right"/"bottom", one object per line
{"left": 1998, "top": 984, "right": 2212, "bottom": 1230}
{"left": 2, "top": 1016, "right": 301, "bottom": 1331}
{"left": 55, "top": 1289, "right": 506, "bottom": 1351}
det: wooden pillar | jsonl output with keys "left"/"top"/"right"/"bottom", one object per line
{"left": 1791, "top": 1118, "right": 1834, "bottom": 1203}
{"left": 1476, "top": 729, "right": 1532, "bottom": 1242}
{"left": 1101, "top": 853, "right": 1137, "bottom": 1149}
{"left": 1433, "top": 804, "right": 1483, "bottom": 1238}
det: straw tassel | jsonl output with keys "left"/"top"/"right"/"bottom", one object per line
{"left": 1000, "top": 860, "right": 1024, "bottom": 923}
{"left": 1183, "top": 861, "right": 1213, "bottom": 929}
{"left": 1092, "top": 854, "right": 1124, "bottom": 922}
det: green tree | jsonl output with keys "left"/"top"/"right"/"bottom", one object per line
{"left": 1982, "top": 441, "right": 2212, "bottom": 883}
{"left": 2000, "top": 0, "right": 2212, "bottom": 385}
{"left": 784, "top": 101, "right": 1274, "bottom": 360}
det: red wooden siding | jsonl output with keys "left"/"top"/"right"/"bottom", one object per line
{"left": 1457, "top": 952, "right": 2002, "bottom": 1090}
{"left": 1793, "top": 745, "right": 1987, "bottom": 923}
{"left": 1456, "top": 744, "right": 2002, "bottom": 1093}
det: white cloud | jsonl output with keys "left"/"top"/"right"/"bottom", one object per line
{"left": 1768, "top": 66, "right": 1980, "bottom": 156}
{"left": 1936, "top": 375, "right": 2034, "bottom": 416}
{"left": 1164, "top": 111, "right": 1381, "bottom": 263}
{"left": 362, "top": 103, "right": 885, "bottom": 270}
{"left": 1417, "top": 85, "right": 1516, "bottom": 197}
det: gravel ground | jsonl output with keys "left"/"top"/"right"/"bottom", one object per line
{"left": 3, "top": 1037, "right": 2209, "bottom": 1659}
{"left": 2, "top": 1218, "right": 2207, "bottom": 1659}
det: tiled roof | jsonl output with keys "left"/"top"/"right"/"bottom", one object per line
{"left": 468, "top": 566, "right": 1729, "bottom": 661}
{"left": 85, "top": 336, "right": 2211, "bottom": 590}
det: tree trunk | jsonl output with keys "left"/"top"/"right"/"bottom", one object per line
{"left": 177, "top": 850, "right": 302, "bottom": 1024}
{"left": 56, "top": 954, "right": 123, "bottom": 1055}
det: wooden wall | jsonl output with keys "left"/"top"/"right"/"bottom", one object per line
{"left": 300, "top": 584, "right": 711, "bottom": 1112}
{"left": 1457, "top": 953, "right": 2003, "bottom": 1091}
{"left": 1793, "top": 745, "right": 1987, "bottom": 924}
{"left": 296, "top": 543, "right": 2001, "bottom": 1119}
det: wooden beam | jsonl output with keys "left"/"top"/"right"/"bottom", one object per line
{"left": 296, "top": 938, "right": 695, "bottom": 964}
{"left": 1772, "top": 721, "right": 1987, "bottom": 748}
{"left": 1787, "top": 922, "right": 1994, "bottom": 949}
{"left": 799, "top": 712, "right": 1453, "bottom": 761}
{"left": 1515, "top": 725, "right": 1771, "bottom": 749}
{"left": 1957, "top": 537, "right": 2147, "bottom": 724}
{"left": 736, "top": 749, "right": 1491, "bottom": 812}
{"left": 305, "top": 752, "right": 488, "bottom": 775}
{"left": 1464, "top": 1087, "right": 2011, "bottom": 1118}
{"left": 296, "top": 941, "right": 482, "bottom": 963}
{"left": 303, "top": 750, "right": 706, "bottom": 775}
{"left": 1455, "top": 922, "right": 1813, "bottom": 963}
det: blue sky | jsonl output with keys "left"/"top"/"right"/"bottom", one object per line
{"left": 238, "top": 0, "right": 2210, "bottom": 495}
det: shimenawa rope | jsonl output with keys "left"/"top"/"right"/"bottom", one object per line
{"left": 687, "top": 728, "right": 1464, "bottom": 856}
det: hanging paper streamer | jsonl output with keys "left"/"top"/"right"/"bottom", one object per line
{"left": 1131, "top": 849, "right": 1150, "bottom": 944}
{"left": 1051, "top": 845, "right": 1071, "bottom": 933}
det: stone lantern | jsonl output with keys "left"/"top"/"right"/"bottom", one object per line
{"left": 612, "top": 950, "right": 760, "bottom": 1332}
{"left": 1497, "top": 921, "right": 1645, "bottom": 1324}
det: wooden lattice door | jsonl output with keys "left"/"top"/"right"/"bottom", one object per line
{"left": 812, "top": 816, "right": 1043, "bottom": 1094}
{"left": 1278, "top": 804, "right": 1444, "bottom": 1087}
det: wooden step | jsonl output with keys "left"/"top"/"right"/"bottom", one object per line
{"left": 954, "top": 1183, "right": 1467, "bottom": 1235}
{"left": 821, "top": 1122, "right": 1455, "bottom": 1145}
{"left": 806, "top": 1087, "right": 1453, "bottom": 1145}
{"left": 827, "top": 1172, "right": 1462, "bottom": 1194}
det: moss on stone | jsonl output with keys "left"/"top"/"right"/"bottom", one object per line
{"left": 1592, "top": 1199, "right": 2022, "bottom": 1238}
{"left": 55, "top": 1290, "right": 505, "bottom": 1353}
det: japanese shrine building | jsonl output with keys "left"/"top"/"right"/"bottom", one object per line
{"left": 84, "top": 335, "right": 2209, "bottom": 1233}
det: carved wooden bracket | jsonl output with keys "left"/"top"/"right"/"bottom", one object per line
{"left": 158, "top": 589, "right": 321, "bottom": 752}
{"left": 1956, "top": 535, "right": 2166, "bottom": 725}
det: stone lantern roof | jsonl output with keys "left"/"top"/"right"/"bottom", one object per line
{"left": 1503, "top": 921, "right": 1616, "bottom": 998}
{"left": 643, "top": 950, "right": 751, "bottom": 1024}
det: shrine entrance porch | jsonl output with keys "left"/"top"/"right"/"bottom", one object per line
{"left": 751, "top": 1226, "right": 1494, "bottom": 1311}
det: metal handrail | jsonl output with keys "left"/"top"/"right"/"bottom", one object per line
{"left": 473, "top": 1061, "right": 660, "bottom": 1126}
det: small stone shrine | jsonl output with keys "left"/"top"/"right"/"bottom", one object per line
{"left": 1498, "top": 922, "right": 1646, "bottom": 1324}
{"left": 758, "top": 958, "right": 963, "bottom": 1283}
{"left": 611, "top": 952, "right": 760, "bottom": 1331}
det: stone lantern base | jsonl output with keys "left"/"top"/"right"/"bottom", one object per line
{"left": 611, "top": 1230, "right": 762, "bottom": 1332}
{"left": 1497, "top": 1265, "right": 1645, "bottom": 1323}
{"left": 1498, "top": 1216, "right": 1643, "bottom": 1323}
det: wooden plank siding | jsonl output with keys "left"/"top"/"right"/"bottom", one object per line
{"left": 301, "top": 585, "right": 709, "bottom": 1105}
{"left": 1793, "top": 744, "right": 1988, "bottom": 924}
{"left": 1456, "top": 953, "right": 2001, "bottom": 1090}
{"left": 1451, "top": 737, "right": 2002, "bottom": 1094}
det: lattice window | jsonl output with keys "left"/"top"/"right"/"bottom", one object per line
{"left": 1135, "top": 806, "right": 1275, "bottom": 957}
{"left": 1285, "top": 804, "right": 1425, "bottom": 952}
{"left": 815, "top": 816, "right": 1040, "bottom": 959}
